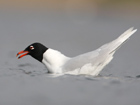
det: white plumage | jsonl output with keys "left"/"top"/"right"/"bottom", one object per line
{"left": 42, "top": 28, "right": 137, "bottom": 76}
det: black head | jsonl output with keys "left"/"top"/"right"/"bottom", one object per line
{"left": 17, "top": 43, "right": 48, "bottom": 62}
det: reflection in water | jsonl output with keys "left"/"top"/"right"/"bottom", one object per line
{"left": 18, "top": 63, "right": 34, "bottom": 67}
{"left": 136, "top": 75, "right": 140, "bottom": 78}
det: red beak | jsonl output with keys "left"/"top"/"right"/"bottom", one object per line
{"left": 16, "top": 50, "right": 29, "bottom": 59}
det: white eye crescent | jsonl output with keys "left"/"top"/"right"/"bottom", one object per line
{"left": 30, "top": 46, "right": 34, "bottom": 50}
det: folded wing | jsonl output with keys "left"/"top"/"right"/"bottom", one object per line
{"left": 63, "top": 28, "right": 137, "bottom": 76}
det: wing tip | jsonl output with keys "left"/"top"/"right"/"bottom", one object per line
{"left": 129, "top": 27, "right": 137, "bottom": 32}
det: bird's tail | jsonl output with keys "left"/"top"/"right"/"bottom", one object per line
{"left": 109, "top": 27, "right": 137, "bottom": 54}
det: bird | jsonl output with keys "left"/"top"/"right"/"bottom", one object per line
{"left": 16, "top": 27, "right": 137, "bottom": 76}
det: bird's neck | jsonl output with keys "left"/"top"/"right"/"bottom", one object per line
{"left": 42, "top": 48, "right": 70, "bottom": 73}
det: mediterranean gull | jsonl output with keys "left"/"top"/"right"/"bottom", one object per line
{"left": 16, "top": 27, "right": 137, "bottom": 76}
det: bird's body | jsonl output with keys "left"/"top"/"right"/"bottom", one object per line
{"left": 17, "top": 28, "right": 137, "bottom": 76}
{"left": 42, "top": 48, "right": 113, "bottom": 76}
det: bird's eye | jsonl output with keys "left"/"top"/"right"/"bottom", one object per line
{"left": 30, "top": 46, "right": 34, "bottom": 50}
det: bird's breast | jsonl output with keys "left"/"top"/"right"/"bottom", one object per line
{"left": 42, "top": 49, "right": 70, "bottom": 73}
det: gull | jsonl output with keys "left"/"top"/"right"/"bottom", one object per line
{"left": 17, "top": 27, "right": 137, "bottom": 76}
